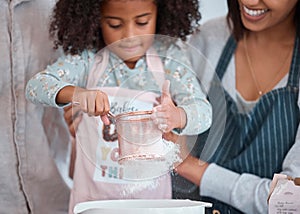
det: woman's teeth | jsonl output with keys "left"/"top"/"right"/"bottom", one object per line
{"left": 243, "top": 5, "right": 268, "bottom": 17}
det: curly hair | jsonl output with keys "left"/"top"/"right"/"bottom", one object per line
{"left": 49, "top": 0, "right": 201, "bottom": 55}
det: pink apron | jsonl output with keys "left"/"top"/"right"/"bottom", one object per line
{"left": 69, "top": 48, "right": 172, "bottom": 213}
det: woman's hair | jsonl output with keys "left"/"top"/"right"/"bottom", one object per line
{"left": 227, "top": 0, "right": 300, "bottom": 41}
{"left": 50, "top": 0, "right": 201, "bottom": 55}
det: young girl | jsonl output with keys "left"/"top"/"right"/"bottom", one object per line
{"left": 26, "top": 0, "right": 212, "bottom": 212}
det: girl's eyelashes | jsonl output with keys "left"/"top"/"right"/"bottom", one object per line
{"left": 109, "top": 24, "right": 121, "bottom": 29}
{"left": 136, "top": 16, "right": 151, "bottom": 26}
{"left": 107, "top": 21, "right": 149, "bottom": 29}
{"left": 104, "top": 18, "right": 122, "bottom": 29}
{"left": 103, "top": 14, "right": 151, "bottom": 29}
{"left": 137, "top": 22, "right": 148, "bottom": 26}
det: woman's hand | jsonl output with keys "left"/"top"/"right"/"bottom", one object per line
{"left": 63, "top": 105, "right": 82, "bottom": 138}
{"left": 151, "top": 80, "right": 187, "bottom": 132}
{"left": 175, "top": 155, "right": 209, "bottom": 186}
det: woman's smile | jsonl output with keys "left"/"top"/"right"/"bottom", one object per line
{"left": 242, "top": 5, "right": 269, "bottom": 21}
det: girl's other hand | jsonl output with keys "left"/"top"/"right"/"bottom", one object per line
{"left": 151, "top": 80, "right": 187, "bottom": 133}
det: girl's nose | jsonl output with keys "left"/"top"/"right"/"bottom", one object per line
{"left": 122, "top": 23, "right": 136, "bottom": 39}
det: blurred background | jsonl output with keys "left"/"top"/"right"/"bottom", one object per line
{"left": 199, "top": 0, "right": 228, "bottom": 24}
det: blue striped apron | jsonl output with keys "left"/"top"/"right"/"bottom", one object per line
{"left": 201, "top": 35, "right": 300, "bottom": 213}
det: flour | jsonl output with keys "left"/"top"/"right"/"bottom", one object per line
{"left": 120, "top": 140, "right": 181, "bottom": 196}
{"left": 120, "top": 139, "right": 181, "bottom": 185}
{"left": 122, "top": 179, "right": 160, "bottom": 196}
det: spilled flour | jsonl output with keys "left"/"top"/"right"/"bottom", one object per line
{"left": 119, "top": 140, "right": 181, "bottom": 196}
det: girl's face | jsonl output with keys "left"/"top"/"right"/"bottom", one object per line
{"left": 238, "top": 0, "right": 297, "bottom": 32}
{"left": 100, "top": 0, "right": 157, "bottom": 68}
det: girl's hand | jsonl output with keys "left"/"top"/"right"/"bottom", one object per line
{"left": 72, "top": 87, "right": 110, "bottom": 125}
{"left": 151, "top": 80, "right": 187, "bottom": 133}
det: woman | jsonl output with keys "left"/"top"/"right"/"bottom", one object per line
{"left": 174, "top": 0, "right": 300, "bottom": 213}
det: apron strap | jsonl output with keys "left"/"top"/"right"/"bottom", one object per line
{"left": 215, "top": 35, "right": 237, "bottom": 80}
{"left": 146, "top": 47, "right": 165, "bottom": 90}
{"left": 86, "top": 49, "right": 110, "bottom": 89}
{"left": 287, "top": 36, "right": 300, "bottom": 88}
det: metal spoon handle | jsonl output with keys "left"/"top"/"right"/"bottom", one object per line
{"left": 107, "top": 111, "right": 116, "bottom": 118}
{"left": 107, "top": 111, "right": 116, "bottom": 124}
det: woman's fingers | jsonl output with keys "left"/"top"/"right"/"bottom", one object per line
{"left": 63, "top": 105, "right": 73, "bottom": 125}
{"left": 69, "top": 113, "right": 83, "bottom": 137}
{"left": 64, "top": 105, "right": 83, "bottom": 138}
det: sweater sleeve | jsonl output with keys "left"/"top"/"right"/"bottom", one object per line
{"left": 26, "top": 50, "right": 93, "bottom": 107}
{"left": 201, "top": 122, "right": 300, "bottom": 214}
{"left": 164, "top": 42, "right": 212, "bottom": 135}
{"left": 200, "top": 163, "right": 270, "bottom": 214}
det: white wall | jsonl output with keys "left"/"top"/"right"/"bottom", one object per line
{"left": 199, "top": 0, "right": 228, "bottom": 23}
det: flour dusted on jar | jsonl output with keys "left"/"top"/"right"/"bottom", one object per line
{"left": 120, "top": 140, "right": 181, "bottom": 196}
{"left": 120, "top": 139, "right": 181, "bottom": 181}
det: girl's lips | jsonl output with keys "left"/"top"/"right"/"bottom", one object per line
{"left": 119, "top": 44, "right": 142, "bottom": 52}
{"left": 242, "top": 5, "right": 269, "bottom": 22}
